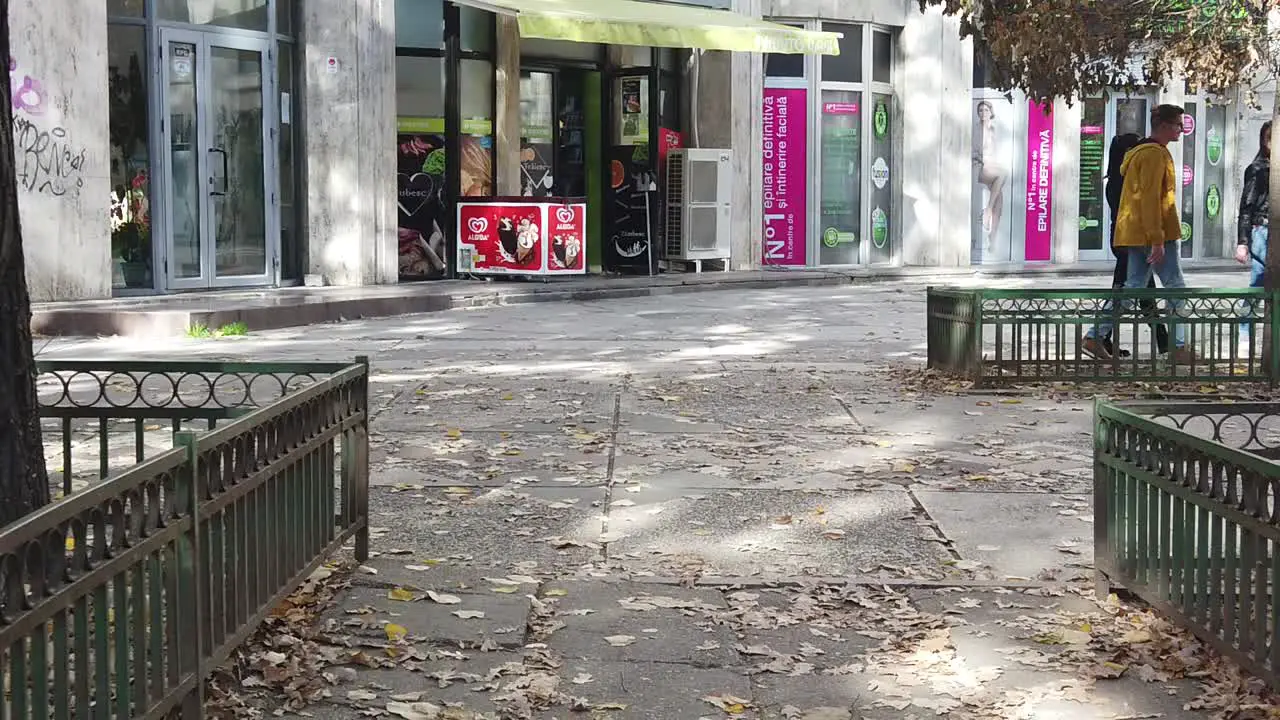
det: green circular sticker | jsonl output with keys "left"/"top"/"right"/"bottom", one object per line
{"left": 1181, "top": 221, "right": 1192, "bottom": 241}
{"left": 822, "top": 227, "right": 840, "bottom": 248}
{"left": 1206, "top": 184, "right": 1221, "bottom": 219}
{"left": 1207, "top": 127, "right": 1223, "bottom": 166}
{"left": 873, "top": 103, "right": 888, "bottom": 139}
{"left": 872, "top": 207, "right": 889, "bottom": 248}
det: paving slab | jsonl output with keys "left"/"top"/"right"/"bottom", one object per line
{"left": 319, "top": 584, "right": 530, "bottom": 648}
{"left": 366, "top": 486, "right": 606, "bottom": 571}
{"left": 537, "top": 662, "right": 755, "bottom": 720}
{"left": 915, "top": 490, "right": 1095, "bottom": 581}
{"left": 605, "top": 489, "right": 951, "bottom": 578}
{"left": 371, "top": 430, "right": 609, "bottom": 488}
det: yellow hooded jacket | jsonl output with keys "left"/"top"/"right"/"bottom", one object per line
{"left": 1113, "top": 142, "right": 1181, "bottom": 248}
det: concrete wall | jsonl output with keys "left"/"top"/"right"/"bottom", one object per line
{"left": 896, "top": 5, "right": 970, "bottom": 266}
{"left": 8, "top": 0, "right": 111, "bottom": 301}
{"left": 302, "top": 0, "right": 398, "bottom": 286}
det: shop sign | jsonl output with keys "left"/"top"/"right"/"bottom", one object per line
{"left": 1206, "top": 184, "right": 1221, "bottom": 219}
{"left": 1181, "top": 221, "right": 1193, "bottom": 241}
{"left": 1182, "top": 114, "right": 1197, "bottom": 135}
{"left": 871, "top": 157, "right": 889, "bottom": 190}
{"left": 823, "top": 102, "right": 859, "bottom": 115}
{"left": 1024, "top": 102, "right": 1054, "bottom": 262}
{"left": 871, "top": 207, "right": 888, "bottom": 249}
{"left": 762, "top": 87, "right": 808, "bottom": 266}
{"left": 822, "top": 227, "right": 856, "bottom": 248}
{"left": 873, "top": 102, "right": 888, "bottom": 139}
{"left": 1207, "top": 126, "right": 1223, "bottom": 165}
{"left": 1183, "top": 165, "right": 1194, "bottom": 187}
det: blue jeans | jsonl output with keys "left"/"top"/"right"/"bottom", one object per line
{"left": 1239, "top": 225, "right": 1268, "bottom": 328}
{"left": 1087, "top": 240, "right": 1187, "bottom": 348}
{"left": 1250, "top": 224, "right": 1268, "bottom": 289}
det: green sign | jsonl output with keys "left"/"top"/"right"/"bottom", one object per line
{"left": 1207, "top": 127, "right": 1223, "bottom": 166}
{"left": 1181, "top": 221, "right": 1193, "bottom": 241}
{"left": 1206, "top": 184, "right": 1222, "bottom": 218}
{"left": 823, "top": 227, "right": 856, "bottom": 247}
{"left": 871, "top": 208, "right": 888, "bottom": 248}
{"left": 873, "top": 103, "right": 888, "bottom": 139}
{"left": 1078, "top": 216, "right": 1100, "bottom": 231}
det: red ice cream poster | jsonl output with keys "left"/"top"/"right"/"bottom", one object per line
{"left": 547, "top": 203, "right": 587, "bottom": 272}
{"left": 458, "top": 203, "right": 546, "bottom": 273}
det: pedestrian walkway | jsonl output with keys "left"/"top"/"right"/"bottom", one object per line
{"left": 40, "top": 273, "right": 1273, "bottom": 718}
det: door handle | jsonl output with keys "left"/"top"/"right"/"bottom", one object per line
{"left": 209, "top": 147, "right": 229, "bottom": 196}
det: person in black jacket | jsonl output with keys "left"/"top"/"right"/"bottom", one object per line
{"left": 1236, "top": 121, "right": 1271, "bottom": 288}
{"left": 1102, "top": 133, "right": 1168, "bottom": 357}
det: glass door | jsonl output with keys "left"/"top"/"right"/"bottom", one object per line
{"left": 160, "top": 29, "right": 276, "bottom": 289}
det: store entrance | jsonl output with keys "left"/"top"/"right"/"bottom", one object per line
{"left": 519, "top": 68, "right": 589, "bottom": 197}
{"left": 158, "top": 28, "right": 276, "bottom": 290}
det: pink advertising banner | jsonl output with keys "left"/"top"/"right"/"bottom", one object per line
{"left": 1024, "top": 102, "right": 1053, "bottom": 262}
{"left": 762, "top": 87, "right": 807, "bottom": 266}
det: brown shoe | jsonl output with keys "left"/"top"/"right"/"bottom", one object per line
{"left": 1081, "top": 337, "right": 1112, "bottom": 360}
{"left": 1169, "top": 347, "right": 1196, "bottom": 365}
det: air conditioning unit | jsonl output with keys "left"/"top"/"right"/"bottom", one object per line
{"left": 664, "top": 148, "right": 732, "bottom": 271}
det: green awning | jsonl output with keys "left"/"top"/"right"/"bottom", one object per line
{"left": 454, "top": 0, "right": 840, "bottom": 55}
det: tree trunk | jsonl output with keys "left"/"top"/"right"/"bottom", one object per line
{"left": 0, "top": 0, "right": 50, "bottom": 527}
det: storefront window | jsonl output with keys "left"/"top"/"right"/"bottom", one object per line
{"left": 157, "top": 0, "right": 268, "bottom": 30}
{"left": 972, "top": 95, "right": 1020, "bottom": 263}
{"left": 277, "top": 0, "right": 294, "bottom": 34}
{"left": 819, "top": 91, "right": 860, "bottom": 265}
{"left": 520, "top": 72, "right": 555, "bottom": 196}
{"left": 1202, "top": 103, "right": 1228, "bottom": 257}
{"left": 460, "top": 59, "right": 495, "bottom": 197}
{"left": 872, "top": 30, "right": 892, "bottom": 84}
{"left": 822, "top": 23, "right": 862, "bottom": 83}
{"left": 108, "top": 0, "right": 144, "bottom": 17}
{"left": 108, "top": 24, "right": 152, "bottom": 290}
{"left": 396, "top": 56, "right": 447, "bottom": 280}
{"left": 1179, "top": 100, "right": 1198, "bottom": 258}
{"left": 460, "top": 5, "right": 492, "bottom": 52}
{"left": 278, "top": 41, "right": 300, "bottom": 279}
{"left": 1077, "top": 98, "right": 1107, "bottom": 255}
{"left": 395, "top": 0, "right": 445, "bottom": 49}
{"left": 869, "top": 93, "right": 893, "bottom": 264}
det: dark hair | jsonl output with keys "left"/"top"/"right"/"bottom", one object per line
{"left": 1151, "top": 103, "right": 1185, "bottom": 129}
{"left": 976, "top": 100, "right": 994, "bottom": 115}
{"left": 1261, "top": 121, "right": 1272, "bottom": 156}
{"left": 1106, "top": 133, "right": 1142, "bottom": 179}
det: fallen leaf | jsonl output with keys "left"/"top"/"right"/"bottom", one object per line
{"left": 426, "top": 591, "right": 462, "bottom": 605}
{"left": 571, "top": 673, "right": 594, "bottom": 684}
{"left": 702, "top": 693, "right": 752, "bottom": 714}
{"left": 821, "top": 530, "right": 847, "bottom": 540}
{"left": 385, "top": 701, "right": 443, "bottom": 720}
{"left": 491, "top": 585, "right": 520, "bottom": 594}
{"left": 388, "top": 588, "right": 418, "bottom": 602}
{"left": 445, "top": 428, "right": 462, "bottom": 439}
{"left": 385, "top": 623, "right": 408, "bottom": 642}
{"left": 452, "top": 610, "right": 486, "bottom": 619}
{"left": 605, "top": 635, "right": 636, "bottom": 647}
{"left": 348, "top": 689, "right": 378, "bottom": 702}
{"left": 545, "top": 588, "right": 568, "bottom": 597}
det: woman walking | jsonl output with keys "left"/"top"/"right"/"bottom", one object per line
{"left": 1101, "top": 132, "right": 1168, "bottom": 357}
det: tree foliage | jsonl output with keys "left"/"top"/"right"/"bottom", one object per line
{"left": 920, "top": 0, "right": 1277, "bottom": 105}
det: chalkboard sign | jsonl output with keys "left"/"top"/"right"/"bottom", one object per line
{"left": 606, "top": 144, "right": 659, "bottom": 275}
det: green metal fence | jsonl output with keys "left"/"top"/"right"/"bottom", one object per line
{"left": 1095, "top": 400, "right": 1280, "bottom": 687}
{"left": 0, "top": 360, "right": 371, "bottom": 719}
{"left": 927, "top": 287, "right": 1280, "bottom": 385}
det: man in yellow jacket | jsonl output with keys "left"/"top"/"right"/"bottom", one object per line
{"left": 1084, "top": 104, "right": 1194, "bottom": 363}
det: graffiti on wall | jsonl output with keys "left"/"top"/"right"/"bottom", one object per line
{"left": 8, "top": 56, "right": 87, "bottom": 197}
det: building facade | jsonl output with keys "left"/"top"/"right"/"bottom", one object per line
{"left": 7, "top": 0, "right": 1266, "bottom": 304}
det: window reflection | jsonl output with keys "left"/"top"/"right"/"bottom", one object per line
{"left": 108, "top": 24, "right": 152, "bottom": 289}
{"left": 156, "top": 0, "right": 269, "bottom": 30}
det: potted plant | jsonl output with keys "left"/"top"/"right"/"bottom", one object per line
{"left": 110, "top": 171, "right": 150, "bottom": 288}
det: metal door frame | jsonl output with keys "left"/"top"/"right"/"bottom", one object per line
{"left": 157, "top": 28, "right": 278, "bottom": 290}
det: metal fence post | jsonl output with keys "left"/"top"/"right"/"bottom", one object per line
{"left": 174, "top": 431, "right": 206, "bottom": 720}
{"left": 1093, "top": 399, "right": 1112, "bottom": 599}
{"left": 353, "top": 356, "right": 371, "bottom": 563}
{"left": 1270, "top": 290, "right": 1280, "bottom": 387}
{"left": 969, "top": 291, "right": 984, "bottom": 383}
